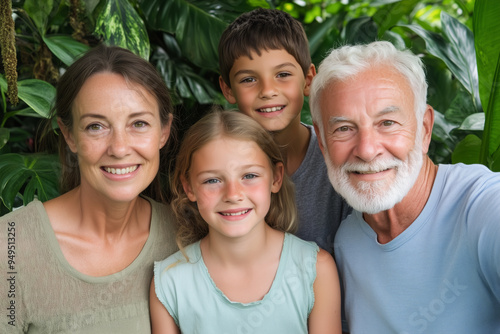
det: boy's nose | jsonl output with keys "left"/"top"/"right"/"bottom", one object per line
{"left": 259, "top": 79, "right": 278, "bottom": 99}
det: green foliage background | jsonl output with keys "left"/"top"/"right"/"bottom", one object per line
{"left": 1, "top": 0, "right": 499, "bottom": 215}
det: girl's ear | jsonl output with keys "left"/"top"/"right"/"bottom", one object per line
{"left": 57, "top": 118, "right": 77, "bottom": 153}
{"left": 181, "top": 175, "right": 197, "bottom": 202}
{"left": 271, "top": 162, "right": 284, "bottom": 193}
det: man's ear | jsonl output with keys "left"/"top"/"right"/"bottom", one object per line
{"left": 181, "top": 175, "right": 197, "bottom": 202}
{"left": 57, "top": 118, "right": 77, "bottom": 153}
{"left": 303, "top": 64, "right": 317, "bottom": 97}
{"left": 219, "top": 76, "right": 237, "bottom": 104}
{"left": 313, "top": 122, "right": 326, "bottom": 157}
{"left": 159, "top": 113, "right": 173, "bottom": 149}
{"left": 271, "top": 162, "right": 284, "bottom": 194}
{"left": 421, "top": 105, "right": 435, "bottom": 155}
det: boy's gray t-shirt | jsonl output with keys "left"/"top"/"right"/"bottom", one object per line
{"left": 291, "top": 124, "right": 352, "bottom": 254}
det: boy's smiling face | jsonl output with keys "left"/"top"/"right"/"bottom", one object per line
{"left": 220, "top": 49, "right": 315, "bottom": 133}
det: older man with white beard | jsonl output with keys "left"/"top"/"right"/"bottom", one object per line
{"left": 310, "top": 41, "right": 500, "bottom": 334}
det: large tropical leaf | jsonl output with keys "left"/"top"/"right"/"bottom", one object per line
{"left": 474, "top": 0, "right": 500, "bottom": 167}
{"left": 400, "top": 12, "right": 480, "bottom": 109}
{"left": 23, "top": 0, "right": 53, "bottom": 34}
{"left": 140, "top": 0, "right": 230, "bottom": 71}
{"left": 372, "top": 0, "right": 421, "bottom": 38}
{"left": 0, "top": 77, "right": 55, "bottom": 119}
{"left": 94, "top": 0, "right": 150, "bottom": 59}
{"left": 17, "top": 80, "right": 56, "bottom": 118}
{"left": 43, "top": 35, "right": 90, "bottom": 66}
{"left": 0, "top": 153, "right": 60, "bottom": 210}
{"left": 152, "top": 44, "right": 221, "bottom": 105}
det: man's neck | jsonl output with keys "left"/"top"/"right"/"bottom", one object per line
{"left": 363, "top": 157, "right": 438, "bottom": 244}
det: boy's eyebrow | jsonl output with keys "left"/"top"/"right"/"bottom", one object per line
{"left": 233, "top": 62, "right": 299, "bottom": 77}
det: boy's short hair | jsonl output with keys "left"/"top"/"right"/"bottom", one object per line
{"left": 218, "top": 8, "right": 311, "bottom": 87}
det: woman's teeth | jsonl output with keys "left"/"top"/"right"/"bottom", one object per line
{"left": 104, "top": 165, "right": 138, "bottom": 175}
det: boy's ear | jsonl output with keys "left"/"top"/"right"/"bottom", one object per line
{"left": 303, "top": 64, "right": 317, "bottom": 97}
{"left": 271, "top": 162, "right": 285, "bottom": 193}
{"left": 57, "top": 118, "right": 77, "bottom": 153}
{"left": 219, "top": 76, "right": 237, "bottom": 104}
{"left": 181, "top": 175, "right": 197, "bottom": 202}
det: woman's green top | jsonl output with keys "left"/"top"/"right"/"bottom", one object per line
{"left": 0, "top": 197, "right": 177, "bottom": 333}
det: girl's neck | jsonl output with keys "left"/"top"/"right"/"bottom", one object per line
{"left": 200, "top": 224, "right": 283, "bottom": 267}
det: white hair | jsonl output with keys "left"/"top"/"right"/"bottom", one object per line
{"left": 309, "top": 41, "right": 428, "bottom": 144}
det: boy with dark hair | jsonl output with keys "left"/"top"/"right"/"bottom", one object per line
{"left": 218, "top": 8, "right": 351, "bottom": 253}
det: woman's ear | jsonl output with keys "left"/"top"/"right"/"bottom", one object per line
{"left": 57, "top": 118, "right": 77, "bottom": 153}
{"left": 159, "top": 114, "right": 173, "bottom": 149}
{"left": 181, "top": 175, "right": 197, "bottom": 202}
{"left": 271, "top": 162, "right": 285, "bottom": 193}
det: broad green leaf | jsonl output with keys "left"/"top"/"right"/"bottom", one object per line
{"left": 474, "top": 0, "right": 500, "bottom": 162}
{"left": 432, "top": 110, "right": 457, "bottom": 144}
{"left": 373, "top": 0, "right": 420, "bottom": 38}
{"left": 17, "top": 80, "right": 56, "bottom": 118}
{"left": 152, "top": 46, "right": 221, "bottom": 105}
{"left": 23, "top": 0, "right": 53, "bottom": 34}
{"left": 490, "top": 146, "right": 500, "bottom": 172}
{"left": 43, "top": 35, "right": 90, "bottom": 66}
{"left": 400, "top": 12, "right": 479, "bottom": 108}
{"left": 94, "top": 0, "right": 150, "bottom": 59}
{"left": 451, "top": 134, "right": 481, "bottom": 165}
{"left": 0, "top": 153, "right": 60, "bottom": 210}
{"left": 459, "top": 113, "right": 485, "bottom": 131}
{"left": 0, "top": 128, "right": 9, "bottom": 150}
{"left": 343, "top": 16, "right": 378, "bottom": 44}
{"left": 141, "top": 0, "right": 228, "bottom": 71}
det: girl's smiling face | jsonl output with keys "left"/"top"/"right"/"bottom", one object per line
{"left": 60, "top": 72, "right": 171, "bottom": 203}
{"left": 182, "top": 136, "right": 283, "bottom": 239}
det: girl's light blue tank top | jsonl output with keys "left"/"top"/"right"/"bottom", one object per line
{"left": 154, "top": 233, "right": 318, "bottom": 334}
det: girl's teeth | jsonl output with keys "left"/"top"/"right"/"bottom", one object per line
{"left": 221, "top": 209, "right": 249, "bottom": 216}
{"left": 105, "top": 165, "right": 138, "bottom": 175}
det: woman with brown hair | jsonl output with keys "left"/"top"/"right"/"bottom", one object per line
{"left": 0, "top": 44, "right": 177, "bottom": 333}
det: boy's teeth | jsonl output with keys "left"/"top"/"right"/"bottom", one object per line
{"left": 259, "top": 106, "right": 283, "bottom": 113}
{"left": 221, "top": 209, "right": 249, "bottom": 216}
{"left": 105, "top": 165, "right": 138, "bottom": 175}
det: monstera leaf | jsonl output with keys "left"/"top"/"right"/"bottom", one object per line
{"left": 0, "top": 154, "right": 60, "bottom": 210}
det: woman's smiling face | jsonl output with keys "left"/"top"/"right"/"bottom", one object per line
{"left": 61, "top": 72, "right": 170, "bottom": 202}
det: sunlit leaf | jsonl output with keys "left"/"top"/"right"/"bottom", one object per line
{"left": 474, "top": 0, "right": 500, "bottom": 162}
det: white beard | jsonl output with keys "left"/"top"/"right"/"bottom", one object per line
{"left": 324, "top": 130, "right": 424, "bottom": 214}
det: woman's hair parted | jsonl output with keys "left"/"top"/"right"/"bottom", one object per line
{"left": 43, "top": 44, "right": 175, "bottom": 202}
{"left": 171, "top": 108, "right": 297, "bottom": 251}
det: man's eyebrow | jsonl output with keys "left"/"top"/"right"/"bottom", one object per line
{"left": 378, "top": 105, "right": 401, "bottom": 116}
{"left": 328, "top": 116, "right": 350, "bottom": 127}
